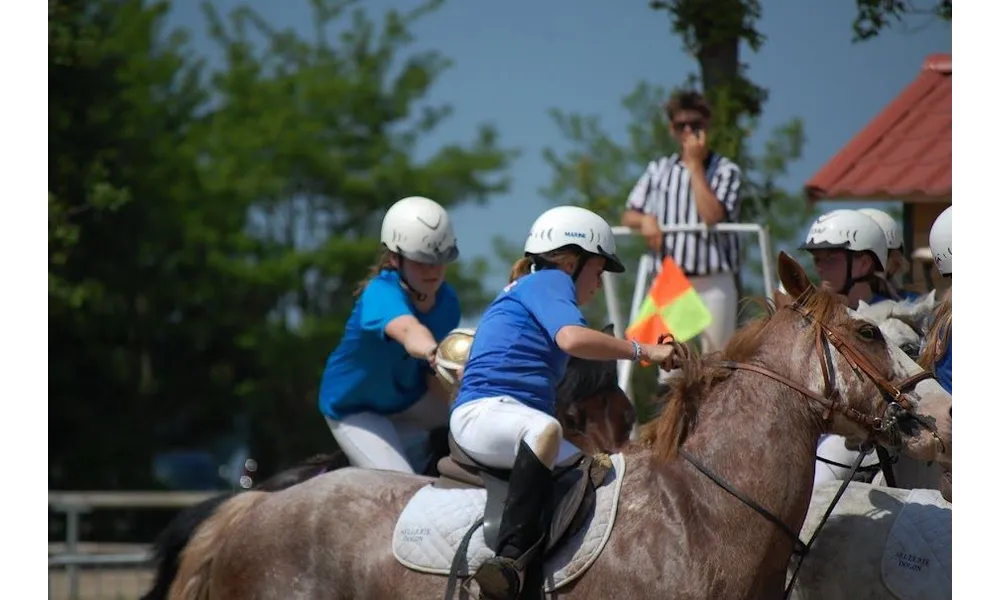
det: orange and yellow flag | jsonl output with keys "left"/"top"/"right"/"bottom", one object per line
{"left": 625, "top": 257, "right": 713, "bottom": 344}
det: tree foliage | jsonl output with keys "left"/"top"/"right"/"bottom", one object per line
{"left": 49, "top": 0, "right": 515, "bottom": 493}
{"left": 531, "top": 1, "right": 822, "bottom": 416}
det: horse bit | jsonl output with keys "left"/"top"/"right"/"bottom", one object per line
{"left": 671, "top": 295, "right": 945, "bottom": 599}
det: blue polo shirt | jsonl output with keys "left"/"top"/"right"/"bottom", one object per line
{"left": 453, "top": 269, "right": 587, "bottom": 417}
{"left": 318, "top": 270, "right": 460, "bottom": 420}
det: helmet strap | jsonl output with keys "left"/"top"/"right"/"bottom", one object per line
{"left": 570, "top": 254, "right": 589, "bottom": 282}
{"left": 396, "top": 255, "right": 428, "bottom": 303}
{"left": 840, "top": 251, "right": 880, "bottom": 299}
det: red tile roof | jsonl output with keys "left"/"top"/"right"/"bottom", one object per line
{"left": 805, "top": 53, "right": 951, "bottom": 203}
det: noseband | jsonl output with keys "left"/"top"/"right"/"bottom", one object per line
{"left": 673, "top": 296, "right": 946, "bottom": 599}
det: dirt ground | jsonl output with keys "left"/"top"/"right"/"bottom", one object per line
{"left": 49, "top": 568, "right": 155, "bottom": 600}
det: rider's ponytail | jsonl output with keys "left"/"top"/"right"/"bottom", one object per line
{"left": 508, "top": 258, "right": 533, "bottom": 282}
{"left": 508, "top": 248, "right": 582, "bottom": 283}
{"left": 919, "top": 287, "right": 952, "bottom": 371}
{"left": 355, "top": 248, "right": 396, "bottom": 296}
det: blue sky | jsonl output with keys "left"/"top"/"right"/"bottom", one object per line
{"left": 167, "top": 0, "right": 951, "bottom": 296}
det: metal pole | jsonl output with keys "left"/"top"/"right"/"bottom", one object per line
{"left": 758, "top": 224, "right": 776, "bottom": 301}
{"left": 601, "top": 271, "right": 624, "bottom": 339}
{"left": 64, "top": 506, "right": 82, "bottom": 600}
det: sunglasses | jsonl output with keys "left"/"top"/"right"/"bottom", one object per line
{"left": 672, "top": 119, "right": 704, "bottom": 133}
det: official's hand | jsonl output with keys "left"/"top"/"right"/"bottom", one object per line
{"left": 640, "top": 214, "right": 663, "bottom": 253}
{"left": 681, "top": 129, "right": 709, "bottom": 167}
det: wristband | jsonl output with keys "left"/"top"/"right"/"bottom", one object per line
{"left": 630, "top": 339, "right": 642, "bottom": 362}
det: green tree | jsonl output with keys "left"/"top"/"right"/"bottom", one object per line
{"left": 49, "top": 0, "right": 515, "bottom": 495}
{"left": 532, "top": 3, "right": 812, "bottom": 417}
{"left": 851, "top": 0, "right": 951, "bottom": 42}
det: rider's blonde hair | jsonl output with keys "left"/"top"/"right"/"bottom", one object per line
{"left": 508, "top": 248, "right": 581, "bottom": 283}
{"left": 354, "top": 248, "right": 396, "bottom": 296}
{"left": 919, "top": 287, "right": 952, "bottom": 371}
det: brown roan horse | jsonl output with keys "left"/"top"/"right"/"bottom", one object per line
{"left": 146, "top": 324, "right": 634, "bottom": 600}
{"left": 168, "top": 253, "right": 952, "bottom": 600}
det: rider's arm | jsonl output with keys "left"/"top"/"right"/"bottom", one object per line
{"left": 361, "top": 277, "right": 439, "bottom": 362}
{"left": 384, "top": 316, "right": 439, "bottom": 362}
{"left": 520, "top": 271, "right": 640, "bottom": 362}
{"left": 555, "top": 325, "right": 640, "bottom": 361}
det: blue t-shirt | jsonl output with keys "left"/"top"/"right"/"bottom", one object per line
{"left": 318, "top": 270, "right": 461, "bottom": 420}
{"left": 453, "top": 269, "right": 587, "bottom": 416}
{"left": 898, "top": 290, "right": 922, "bottom": 302}
{"left": 935, "top": 333, "right": 952, "bottom": 395}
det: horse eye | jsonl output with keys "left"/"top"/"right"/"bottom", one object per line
{"left": 858, "top": 324, "right": 880, "bottom": 341}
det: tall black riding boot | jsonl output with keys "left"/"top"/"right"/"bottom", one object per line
{"left": 472, "top": 440, "right": 553, "bottom": 600}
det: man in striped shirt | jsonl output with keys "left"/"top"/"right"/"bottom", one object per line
{"left": 621, "top": 90, "right": 743, "bottom": 359}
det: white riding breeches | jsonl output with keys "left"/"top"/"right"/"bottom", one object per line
{"left": 450, "top": 396, "right": 582, "bottom": 470}
{"left": 689, "top": 270, "right": 739, "bottom": 354}
{"left": 326, "top": 393, "right": 449, "bottom": 474}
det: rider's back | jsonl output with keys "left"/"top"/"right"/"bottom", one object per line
{"left": 455, "top": 269, "right": 585, "bottom": 416}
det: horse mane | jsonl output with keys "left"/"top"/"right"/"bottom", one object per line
{"left": 639, "top": 290, "right": 844, "bottom": 463}
{"left": 253, "top": 453, "right": 346, "bottom": 492}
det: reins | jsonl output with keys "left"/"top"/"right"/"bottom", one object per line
{"left": 662, "top": 296, "right": 940, "bottom": 599}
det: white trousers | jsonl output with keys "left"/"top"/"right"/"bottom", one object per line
{"left": 658, "top": 270, "right": 739, "bottom": 385}
{"left": 450, "top": 396, "right": 582, "bottom": 470}
{"left": 326, "top": 393, "right": 449, "bottom": 474}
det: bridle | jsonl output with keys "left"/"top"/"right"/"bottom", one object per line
{"left": 671, "top": 294, "right": 945, "bottom": 599}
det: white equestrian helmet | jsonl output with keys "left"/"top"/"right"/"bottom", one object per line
{"left": 857, "top": 207, "right": 903, "bottom": 250}
{"left": 523, "top": 205, "right": 625, "bottom": 273}
{"left": 380, "top": 196, "right": 459, "bottom": 265}
{"left": 928, "top": 205, "right": 952, "bottom": 276}
{"left": 800, "top": 209, "right": 888, "bottom": 272}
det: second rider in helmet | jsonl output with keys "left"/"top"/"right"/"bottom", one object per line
{"left": 450, "top": 205, "right": 677, "bottom": 600}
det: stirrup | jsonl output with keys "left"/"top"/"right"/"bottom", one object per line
{"left": 472, "top": 556, "right": 524, "bottom": 600}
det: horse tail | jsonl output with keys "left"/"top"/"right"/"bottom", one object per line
{"left": 140, "top": 493, "right": 234, "bottom": 600}
{"left": 141, "top": 451, "right": 348, "bottom": 600}
{"left": 166, "top": 490, "right": 268, "bottom": 600}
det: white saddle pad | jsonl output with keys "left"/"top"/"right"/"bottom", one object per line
{"left": 880, "top": 488, "right": 952, "bottom": 600}
{"left": 392, "top": 453, "right": 626, "bottom": 592}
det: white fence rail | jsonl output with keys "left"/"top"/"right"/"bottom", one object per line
{"left": 49, "top": 491, "right": 218, "bottom": 600}
{"left": 601, "top": 223, "right": 776, "bottom": 415}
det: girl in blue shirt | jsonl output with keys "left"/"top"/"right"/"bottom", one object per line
{"left": 451, "top": 205, "right": 677, "bottom": 600}
{"left": 318, "top": 196, "right": 462, "bottom": 474}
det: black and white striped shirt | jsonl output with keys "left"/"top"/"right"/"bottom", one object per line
{"left": 625, "top": 152, "right": 744, "bottom": 276}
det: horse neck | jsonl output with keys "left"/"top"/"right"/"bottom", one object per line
{"left": 680, "top": 343, "right": 828, "bottom": 564}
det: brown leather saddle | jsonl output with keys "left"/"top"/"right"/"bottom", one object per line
{"left": 435, "top": 434, "right": 610, "bottom": 556}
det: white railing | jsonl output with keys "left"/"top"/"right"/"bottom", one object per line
{"left": 601, "top": 223, "right": 776, "bottom": 411}
{"left": 49, "top": 490, "right": 219, "bottom": 600}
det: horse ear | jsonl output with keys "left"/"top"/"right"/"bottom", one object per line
{"left": 777, "top": 251, "right": 814, "bottom": 300}
{"left": 857, "top": 299, "right": 870, "bottom": 312}
{"left": 601, "top": 323, "right": 616, "bottom": 336}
